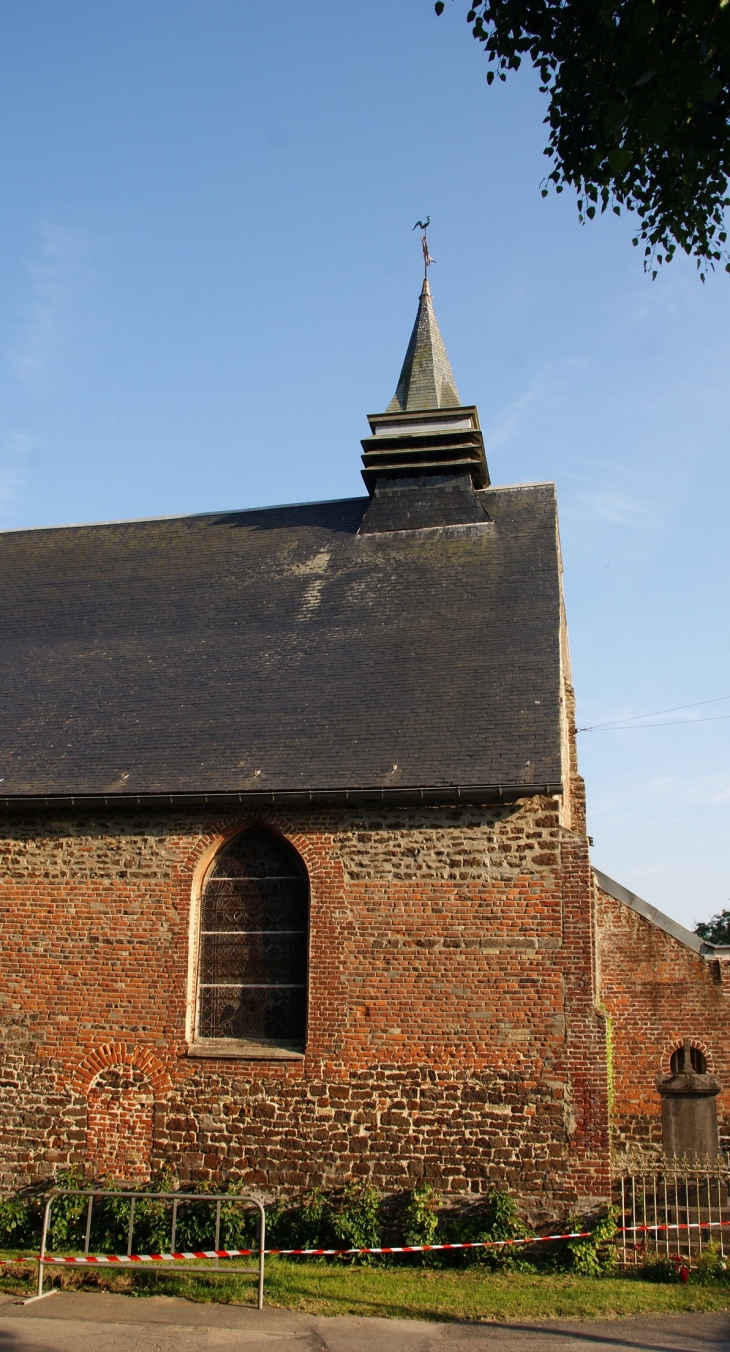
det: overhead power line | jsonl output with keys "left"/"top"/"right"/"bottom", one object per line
{"left": 576, "top": 695, "right": 730, "bottom": 734}
{"left": 579, "top": 715, "right": 730, "bottom": 732}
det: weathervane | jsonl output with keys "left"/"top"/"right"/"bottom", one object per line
{"left": 413, "top": 217, "right": 435, "bottom": 278}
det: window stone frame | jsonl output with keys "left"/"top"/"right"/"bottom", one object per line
{"left": 187, "top": 825, "right": 309, "bottom": 1062}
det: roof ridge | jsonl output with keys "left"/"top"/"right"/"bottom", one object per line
{"left": 0, "top": 494, "right": 370, "bottom": 537}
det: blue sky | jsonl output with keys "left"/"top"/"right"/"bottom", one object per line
{"left": 0, "top": 0, "right": 728, "bottom": 931}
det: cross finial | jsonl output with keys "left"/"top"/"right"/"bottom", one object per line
{"left": 413, "top": 217, "right": 435, "bottom": 278}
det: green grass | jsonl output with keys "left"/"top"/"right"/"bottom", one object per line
{"left": 2, "top": 1255, "right": 730, "bottom": 1322}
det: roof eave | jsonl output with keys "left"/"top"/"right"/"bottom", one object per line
{"left": 0, "top": 782, "right": 564, "bottom": 812}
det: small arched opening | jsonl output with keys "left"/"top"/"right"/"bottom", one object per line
{"left": 670, "top": 1045, "right": 707, "bottom": 1075}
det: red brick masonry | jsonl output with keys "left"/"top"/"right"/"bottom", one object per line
{"left": 0, "top": 797, "right": 610, "bottom": 1218}
{"left": 596, "top": 874, "right": 730, "bottom": 1165}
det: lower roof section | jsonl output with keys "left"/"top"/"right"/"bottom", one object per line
{"left": 0, "top": 484, "right": 563, "bottom": 798}
{"left": 594, "top": 868, "right": 730, "bottom": 958}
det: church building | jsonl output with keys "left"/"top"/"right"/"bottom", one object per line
{"left": 1, "top": 275, "right": 728, "bottom": 1216}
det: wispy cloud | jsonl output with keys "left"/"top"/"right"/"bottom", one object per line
{"left": 565, "top": 489, "right": 657, "bottom": 529}
{"left": 667, "top": 773, "right": 730, "bottom": 806}
{"left": 482, "top": 370, "right": 554, "bottom": 456}
{"left": 0, "top": 430, "right": 41, "bottom": 517}
{"left": 9, "top": 222, "right": 96, "bottom": 389}
{"left": 590, "top": 772, "right": 730, "bottom": 818}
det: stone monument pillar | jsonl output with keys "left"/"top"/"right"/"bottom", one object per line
{"left": 657, "top": 1041, "right": 720, "bottom": 1164}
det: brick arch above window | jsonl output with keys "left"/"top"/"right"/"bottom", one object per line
{"left": 664, "top": 1038, "right": 712, "bottom": 1076}
{"left": 71, "top": 1043, "right": 172, "bottom": 1098}
{"left": 181, "top": 814, "right": 331, "bottom": 890}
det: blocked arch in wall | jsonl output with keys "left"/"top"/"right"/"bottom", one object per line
{"left": 73, "top": 1045, "right": 171, "bottom": 1182}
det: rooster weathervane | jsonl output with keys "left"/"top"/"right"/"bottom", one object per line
{"left": 413, "top": 217, "right": 435, "bottom": 278}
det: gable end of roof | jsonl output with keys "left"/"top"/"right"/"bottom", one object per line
{"left": 594, "top": 867, "right": 730, "bottom": 959}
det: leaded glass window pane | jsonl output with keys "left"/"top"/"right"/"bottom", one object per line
{"left": 197, "top": 828, "right": 308, "bottom": 1048}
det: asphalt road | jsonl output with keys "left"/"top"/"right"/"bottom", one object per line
{"left": 0, "top": 1293, "right": 729, "bottom": 1352}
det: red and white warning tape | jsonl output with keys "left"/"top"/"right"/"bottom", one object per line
{"left": 624, "top": 1218, "right": 730, "bottom": 1235}
{"left": 3, "top": 1216, "right": 730, "bottom": 1269}
{"left": 5, "top": 1230, "right": 592, "bottom": 1266}
{"left": 42, "top": 1248, "right": 256, "bottom": 1265}
{"left": 252, "top": 1231, "right": 595, "bottom": 1259}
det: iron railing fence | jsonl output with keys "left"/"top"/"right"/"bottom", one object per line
{"left": 616, "top": 1163, "right": 730, "bottom": 1265}
{"left": 35, "top": 1189, "right": 266, "bottom": 1306}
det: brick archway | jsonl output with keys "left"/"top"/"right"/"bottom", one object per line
{"left": 73, "top": 1045, "right": 171, "bottom": 1182}
{"left": 72, "top": 1043, "right": 172, "bottom": 1097}
{"left": 181, "top": 813, "right": 333, "bottom": 887}
{"left": 663, "top": 1037, "right": 713, "bottom": 1075}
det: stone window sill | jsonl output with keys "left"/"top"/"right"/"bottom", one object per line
{"left": 187, "top": 1039, "right": 305, "bottom": 1061}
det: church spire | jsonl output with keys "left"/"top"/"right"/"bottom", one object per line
{"left": 386, "top": 277, "right": 461, "bottom": 414}
{"left": 359, "top": 274, "right": 490, "bottom": 504}
{"left": 358, "top": 240, "right": 492, "bottom": 531}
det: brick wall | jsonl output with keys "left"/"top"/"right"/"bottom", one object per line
{"left": 0, "top": 797, "right": 609, "bottom": 1215}
{"left": 595, "top": 881, "right": 730, "bottom": 1166}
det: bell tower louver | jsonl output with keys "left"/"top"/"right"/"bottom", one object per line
{"left": 359, "top": 278, "right": 490, "bottom": 532}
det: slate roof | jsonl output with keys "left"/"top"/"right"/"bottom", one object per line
{"left": 386, "top": 279, "right": 460, "bottom": 413}
{"left": 0, "top": 483, "right": 564, "bottom": 805}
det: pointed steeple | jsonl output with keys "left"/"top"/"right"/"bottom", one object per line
{"left": 387, "top": 278, "right": 461, "bottom": 413}
{"left": 359, "top": 279, "right": 490, "bottom": 513}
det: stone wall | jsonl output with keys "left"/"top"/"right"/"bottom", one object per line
{"left": 595, "top": 882, "right": 730, "bottom": 1167}
{"left": 0, "top": 797, "right": 609, "bottom": 1215}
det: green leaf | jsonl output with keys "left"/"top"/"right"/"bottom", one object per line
{"left": 678, "top": 62, "right": 706, "bottom": 95}
{"left": 456, "top": 0, "right": 730, "bottom": 277}
{"left": 689, "top": 0, "right": 716, "bottom": 19}
{"left": 603, "top": 102, "right": 629, "bottom": 137}
{"left": 608, "top": 146, "right": 632, "bottom": 172}
{"left": 633, "top": 3, "right": 655, "bottom": 38}
{"left": 643, "top": 102, "right": 672, "bottom": 137}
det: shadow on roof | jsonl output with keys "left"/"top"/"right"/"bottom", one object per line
{"left": 209, "top": 497, "right": 368, "bottom": 534}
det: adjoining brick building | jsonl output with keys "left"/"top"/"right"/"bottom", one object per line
{"left": 0, "top": 278, "right": 727, "bottom": 1215}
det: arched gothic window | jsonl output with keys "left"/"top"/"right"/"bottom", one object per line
{"left": 197, "top": 827, "right": 308, "bottom": 1052}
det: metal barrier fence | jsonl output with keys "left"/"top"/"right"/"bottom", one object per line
{"left": 36, "top": 1190, "right": 266, "bottom": 1307}
{"left": 25, "top": 1172, "right": 730, "bottom": 1297}
{"left": 617, "top": 1165, "right": 730, "bottom": 1264}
